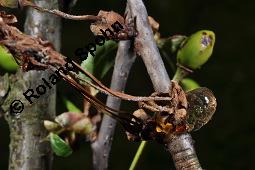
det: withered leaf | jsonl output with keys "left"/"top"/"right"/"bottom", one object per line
{"left": 148, "top": 16, "right": 159, "bottom": 33}
{"left": 90, "top": 10, "right": 125, "bottom": 36}
{"left": 0, "top": 11, "right": 17, "bottom": 24}
{"left": 0, "top": 12, "right": 66, "bottom": 71}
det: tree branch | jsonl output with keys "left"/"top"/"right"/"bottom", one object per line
{"left": 22, "top": 0, "right": 100, "bottom": 21}
{"left": 3, "top": 0, "right": 61, "bottom": 169}
{"left": 126, "top": 0, "right": 202, "bottom": 169}
{"left": 126, "top": 0, "right": 170, "bottom": 93}
{"left": 91, "top": 40, "right": 136, "bottom": 170}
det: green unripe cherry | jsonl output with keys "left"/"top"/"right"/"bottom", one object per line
{"left": 177, "top": 30, "right": 215, "bottom": 70}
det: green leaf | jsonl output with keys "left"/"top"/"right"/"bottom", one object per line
{"left": 50, "top": 133, "right": 73, "bottom": 157}
{"left": 0, "top": 45, "right": 18, "bottom": 72}
{"left": 181, "top": 78, "right": 200, "bottom": 92}
{"left": 157, "top": 35, "right": 187, "bottom": 73}
{"left": 62, "top": 97, "right": 81, "bottom": 113}
{"left": 79, "top": 55, "right": 94, "bottom": 82}
{"left": 94, "top": 40, "right": 117, "bottom": 79}
{"left": 157, "top": 35, "right": 187, "bottom": 53}
{"left": 177, "top": 30, "right": 215, "bottom": 69}
{"left": 79, "top": 40, "right": 117, "bottom": 80}
{"left": 98, "top": 57, "right": 115, "bottom": 79}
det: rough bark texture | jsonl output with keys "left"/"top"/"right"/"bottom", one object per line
{"left": 166, "top": 134, "right": 202, "bottom": 170}
{"left": 126, "top": 1, "right": 170, "bottom": 93}
{"left": 2, "top": 0, "right": 61, "bottom": 169}
{"left": 92, "top": 40, "right": 136, "bottom": 170}
{"left": 126, "top": 0, "right": 202, "bottom": 169}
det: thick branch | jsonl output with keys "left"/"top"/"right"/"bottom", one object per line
{"left": 91, "top": 40, "right": 136, "bottom": 170}
{"left": 3, "top": 0, "right": 61, "bottom": 170}
{"left": 126, "top": 1, "right": 170, "bottom": 93}
{"left": 126, "top": 0, "right": 202, "bottom": 169}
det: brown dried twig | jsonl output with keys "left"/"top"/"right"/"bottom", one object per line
{"left": 20, "top": 0, "right": 101, "bottom": 21}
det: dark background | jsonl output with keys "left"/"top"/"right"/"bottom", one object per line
{"left": 1, "top": 0, "right": 255, "bottom": 169}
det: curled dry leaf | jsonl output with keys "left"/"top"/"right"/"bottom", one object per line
{"left": 127, "top": 81, "right": 189, "bottom": 142}
{"left": 90, "top": 10, "right": 138, "bottom": 40}
{"left": 128, "top": 81, "right": 216, "bottom": 142}
{"left": 148, "top": 16, "right": 159, "bottom": 33}
{"left": 0, "top": 12, "right": 66, "bottom": 71}
{"left": 153, "top": 81, "right": 188, "bottom": 135}
{"left": 90, "top": 10, "right": 125, "bottom": 36}
{"left": 0, "top": 11, "right": 17, "bottom": 24}
{"left": 133, "top": 109, "right": 150, "bottom": 121}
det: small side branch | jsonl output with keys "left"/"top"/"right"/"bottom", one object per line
{"left": 21, "top": 0, "right": 101, "bottom": 21}
{"left": 91, "top": 40, "right": 137, "bottom": 170}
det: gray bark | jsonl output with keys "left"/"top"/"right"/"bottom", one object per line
{"left": 2, "top": 0, "right": 61, "bottom": 169}
{"left": 91, "top": 40, "right": 136, "bottom": 170}
{"left": 126, "top": 0, "right": 202, "bottom": 169}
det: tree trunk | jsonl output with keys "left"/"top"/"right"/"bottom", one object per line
{"left": 2, "top": 1, "right": 61, "bottom": 169}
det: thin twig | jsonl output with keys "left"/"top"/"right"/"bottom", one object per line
{"left": 126, "top": 0, "right": 202, "bottom": 169}
{"left": 91, "top": 40, "right": 137, "bottom": 170}
{"left": 21, "top": 0, "right": 101, "bottom": 21}
{"left": 73, "top": 68, "right": 172, "bottom": 101}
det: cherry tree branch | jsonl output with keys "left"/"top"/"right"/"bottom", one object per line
{"left": 91, "top": 40, "right": 137, "bottom": 170}
{"left": 21, "top": 0, "right": 100, "bottom": 21}
{"left": 126, "top": 0, "right": 202, "bottom": 169}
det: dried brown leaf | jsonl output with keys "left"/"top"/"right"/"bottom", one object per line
{"left": 90, "top": 10, "right": 125, "bottom": 36}
{"left": 0, "top": 11, "right": 17, "bottom": 24}
{"left": 0, "top": 12, "right": 66, "bottom": 70}
{"left": 148, "top": 16, "right": 159, "bottom": 33}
